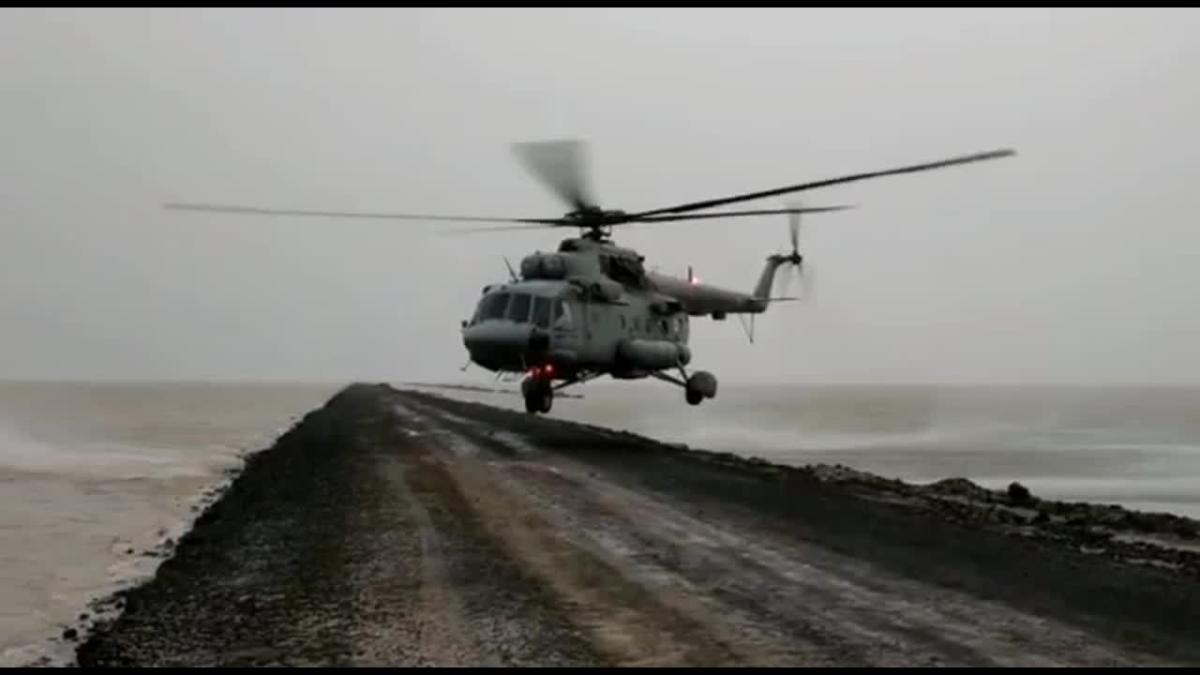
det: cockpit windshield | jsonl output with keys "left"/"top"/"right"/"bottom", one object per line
{"left": 506, "top": 294, "right": 531, "bottom": 323}
{"left": 477, "top": 292, "right": 510, "bottom": 321}
{"left": 531, "top": 297, "right": 551, "bottom": 329}
{"left": 473, "top": 292, "right": 573, "bottom": 331}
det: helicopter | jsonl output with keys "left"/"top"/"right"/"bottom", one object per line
{"left": 164, "top": 140, "right": 1015, "bottom": 414}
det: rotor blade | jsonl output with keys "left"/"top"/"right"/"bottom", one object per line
{"left": 622, "top": 205, "right": 853, "bottom": 224}
{"left": 624, "top": 148, "right": 1016, "bottom": 220}
{"left": 400, "top": 381, "right": 583, "bottom": 399}
{"left": 163, "top": 202, "right": 563, "bottom": 225}
{"left": 511, "top": 139, "right": 596, "bottom": 212}
{"left": 402, "top": 381, "right": 521, "bottom": 397}
{"left": 798, "top": 262, "right": 815, "bottom": 300}
{"left": 441, "top": 222, "right": 565, "bottom": 235}
{"left": 438, "top": 207, "right": 849, "bottom": 232}
{"left": 777, "top": 261, "right": 794, "bottom": 297}
{"left": 783, "top": 199, "right": 802, "bottom": 251}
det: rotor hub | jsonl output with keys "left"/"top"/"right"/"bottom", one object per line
{"left": 564, "top": 207, "right": 629, "bottom": 240}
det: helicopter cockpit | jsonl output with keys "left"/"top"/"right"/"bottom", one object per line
{"left": 467, "top": 287, "right": 574, "bottom": 331}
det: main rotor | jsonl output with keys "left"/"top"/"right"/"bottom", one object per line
{"left": 558, "top": 206, "right": 627, "bottom": 242}
{"left": 162, "top": 139, "right": 1017, "bottom": 243}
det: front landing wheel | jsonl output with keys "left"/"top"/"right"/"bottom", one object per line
{"left": 523, "top": 379, "right": 553, "bottom": 414}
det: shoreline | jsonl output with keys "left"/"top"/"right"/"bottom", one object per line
{"left": 17, "top": 420, "right": 300, "bottom": 667}
{"left": 66, "top": 383, "right": 1200, "bottom": 666}
{"left": 404, "top": 381, "right": 1200, "bottom": 521}
{"left": 414, "top": 385, "right": 1200, "bottom": 554}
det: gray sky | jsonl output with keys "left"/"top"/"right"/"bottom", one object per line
{"left": 2, "top": 8, "right": 1198, "bottom": 385}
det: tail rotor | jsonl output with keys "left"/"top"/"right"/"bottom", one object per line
{"left": 775, "top": 201, "right": 812, "bottom": 300}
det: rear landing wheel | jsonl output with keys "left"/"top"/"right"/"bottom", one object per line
{"left": 684, "top": 370, "right": 717, "bottom": 407}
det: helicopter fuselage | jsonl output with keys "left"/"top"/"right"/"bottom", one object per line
{"left": 461, "top": 276, "right": 695, "bottom": 380}
{"left": 459, "top": 235, "right": 790, "bottom": 410}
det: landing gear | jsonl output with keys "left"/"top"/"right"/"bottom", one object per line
{"left": 649, "top": 367, "right": 718, "bottom": 407}
{"left": 522, "top": 377, "right": 553, "bottom": 414}
{"left": 684, "top": 370, "right": 718, "bottom": 406}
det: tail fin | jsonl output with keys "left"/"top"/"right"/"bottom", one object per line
{"left": 752, "top": 255, "right": 786, "bottom": 300}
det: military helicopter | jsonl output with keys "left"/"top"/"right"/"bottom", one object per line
{"left": 164, "top": 140, "right": 1015, "bottom": 414}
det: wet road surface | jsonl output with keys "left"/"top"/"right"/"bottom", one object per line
{"left": 76, "top": 384, "right": 1200, "bottom": 666}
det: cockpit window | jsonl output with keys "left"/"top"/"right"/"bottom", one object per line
{"left": 531, "top": 297, "right": 551, "bottom": 329}
{"left": 552, "top": 299, "right": 573, "bottom": 330}
{"left": 479, "top": 293, "right": 510, "bottom": 321}
{"left": 507, "top": 293, "right": 531, "bottom": 323}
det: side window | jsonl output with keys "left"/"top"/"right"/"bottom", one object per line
{"left": 531, "top": 297, "right": 551, "bottom": 329}
{"left": 507, "top": 294, "right": 531, "bottom": 323}
{"left": 552, "top": 299, "right": 573, "bottom": 329}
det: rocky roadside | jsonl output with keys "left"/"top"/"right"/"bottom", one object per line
{"left": 71, "top": 383, "right": 604, "bottom": 667}
{"left": 645, "top": 442, "right": 1200, "bottom": 580}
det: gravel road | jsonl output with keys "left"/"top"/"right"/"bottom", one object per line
{"left": 75, "top": 384, "right": 1200, "bottom": 667}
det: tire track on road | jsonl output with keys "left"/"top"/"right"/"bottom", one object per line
{"left": 395, "top": 395, "right": 753, "bottom": 666}
{"left": 387, "top": 398, "right": 605, "bottom": 666}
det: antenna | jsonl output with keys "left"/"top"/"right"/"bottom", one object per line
{"left": 736, "top": 313, "right": 757, "bottom": 344}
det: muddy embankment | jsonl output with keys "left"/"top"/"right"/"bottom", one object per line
{"left": 71, "top": 383, "right": 1200, "bottom": 666}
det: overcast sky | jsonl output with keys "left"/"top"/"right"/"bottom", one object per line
{"left": 1, "top": 8, "right": 1198, "bottom": 385}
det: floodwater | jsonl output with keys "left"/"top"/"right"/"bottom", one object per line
{"left": 414, "top": 381, "right": 1200, "bottom": 520}
{"left": 3, "top": 380, "right": 1200, "bottom": 665}
{"left": 0, "top": 382, "right": 339, "bottom": 666}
